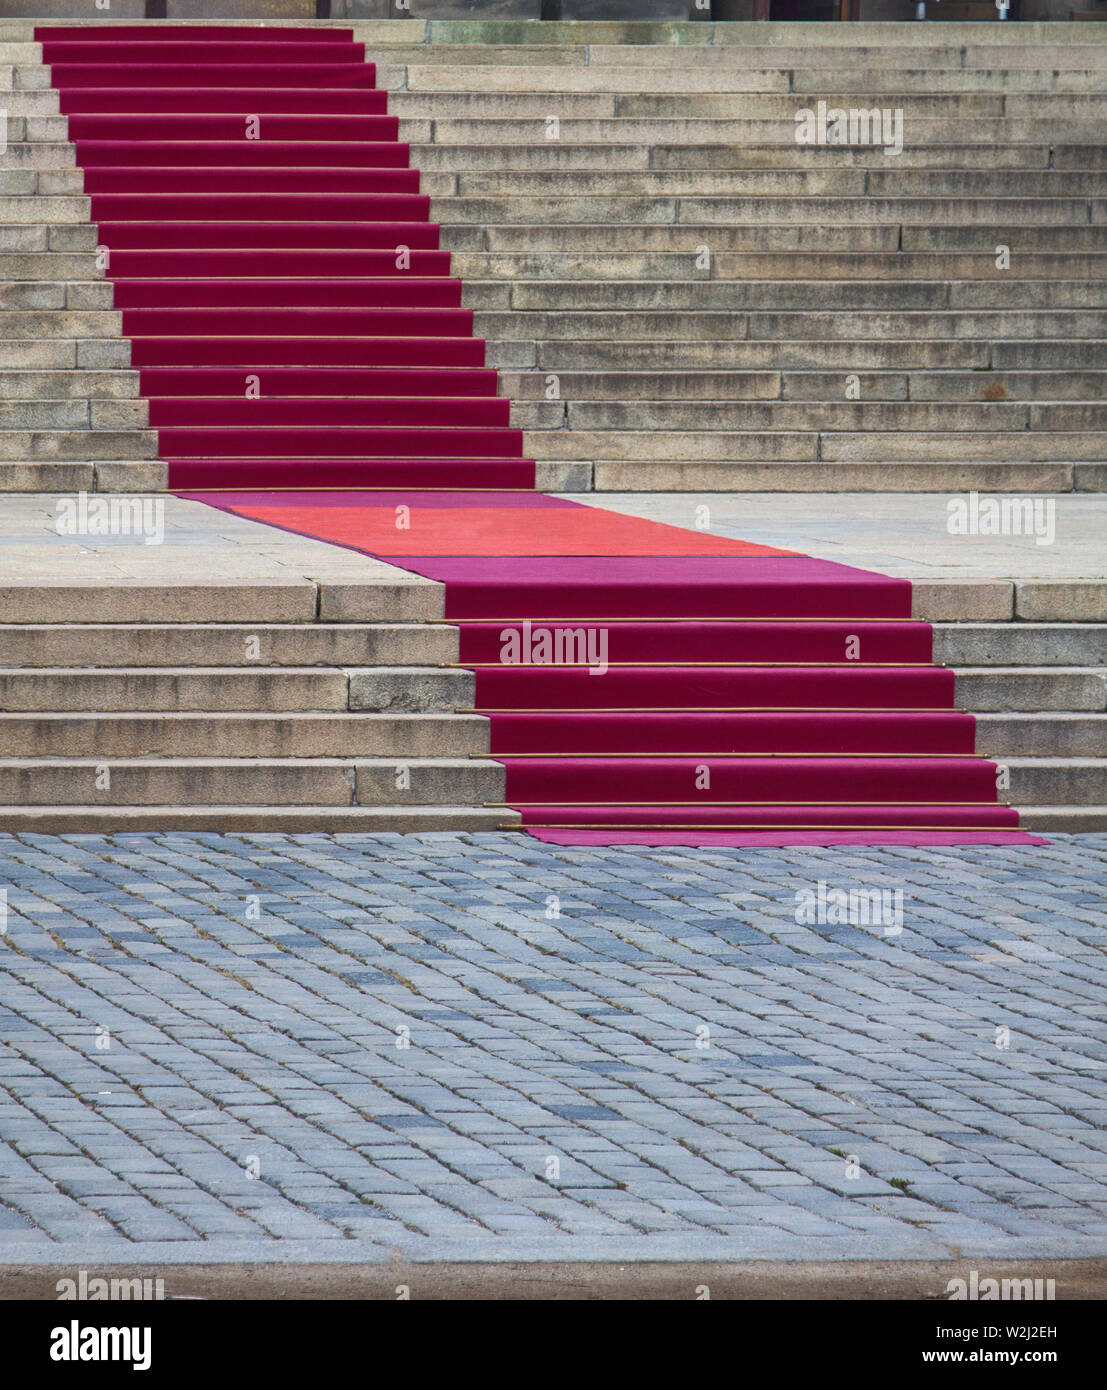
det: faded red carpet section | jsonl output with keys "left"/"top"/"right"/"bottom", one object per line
{"left": 43, "top": 23, "right": 1041, "bottom": 848}
{"left": 183, "top": 492, "right": 796, "bottom": 558}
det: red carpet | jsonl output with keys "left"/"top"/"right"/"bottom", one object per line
{"left": 45, "top": 23, "right": 1040, "bottom": 847}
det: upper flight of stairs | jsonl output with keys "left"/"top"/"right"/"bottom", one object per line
{"left": 2, "top": 22, "right": 536, "bottom": 493}
{"left": 1, "top": 18, "right": 1105, "bottom": 491}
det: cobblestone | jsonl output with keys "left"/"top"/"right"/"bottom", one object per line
{"left": 0, "top": 831, "right": 1104, "bottom": 1263}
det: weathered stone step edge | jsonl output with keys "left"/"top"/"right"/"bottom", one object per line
{"left": 0, "top": 578, "right": 444, "bottom": 623}
{"left": 0, "top": 805, "right": 521, "bottom": 834}
{"left": 0, "top": 622, "right": 460, "bottom": 667}
{"left": 0, "top": 756, "right": 505, "bottom": 807}
{"left": 976, "top": 712, "right": 1107, "bottom": 757}
{"left": 0, "top": 711, "right": 492, "bottom": 758}
{"left": 0, "top": 758, "right": 1096, "bottom": 808}
{"left": 1018, "top": 805, "right": 1107, "bottom": 831}
{"left": 2, "top": 460, "right": 1104, "bottom": 500}
{"left": 934, "top": 625, "right": 1107, "bottom": 666}
{"left": 2, "top": 624, "right": 1103, "bottom": 667}
{"left": 0, "top": 665, "right": 474, "bottom": 713}
{"left": 954, "top": 669, "right": 1107, "bottom": 713}
{"left": 1003, "top": 756, "right": 1107, "bottom": 805}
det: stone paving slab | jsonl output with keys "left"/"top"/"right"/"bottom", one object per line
{"left": 0, "top": 493, "right": 415, "bottom": 587}
{"left": 567, "top": 491, "right": 1107, "bottom": 581}
{"left": 0, "top": 830, "right": 1104, "bottom": 1264}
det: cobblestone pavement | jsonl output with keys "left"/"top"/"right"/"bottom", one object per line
{"left": 0, "top": 832, "right": 1104, "bottom": 1265}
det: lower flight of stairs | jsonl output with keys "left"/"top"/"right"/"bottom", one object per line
{"left": 935, "top": 616, "right": 1106, "bottom": 831}
{"left": 0, "top": 592, "right": 1102, "bottom": 833}
{"left": 0, "top": 588, "right": 520, "bottom": 833}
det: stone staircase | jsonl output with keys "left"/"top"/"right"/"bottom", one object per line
{"left": 0, "top": 581, "right": 519, "bottom": 832}
{"left": 0, "top": 17, "right": 1102, "bottom": 833}
{"left": 935, "top": 612, "right": 1106, "bottom": 831}
{"left": 0, "top": 579, "right": 1100, "bottom": 833}
{"left": 396, "top": 21, "right": 1107, "bottom": 492}
{"left": 1, "top": 19, "right": 1106, "bottom": 491}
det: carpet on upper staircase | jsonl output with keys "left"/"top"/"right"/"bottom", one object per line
{"left": 42, "top": 22, "right": 1042, "bottom": 847}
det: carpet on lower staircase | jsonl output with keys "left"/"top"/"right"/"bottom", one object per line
{"left": 43, "top": 22, "right": 1041, "bottom": 847}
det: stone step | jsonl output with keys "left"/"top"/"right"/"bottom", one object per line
{"left": 0, "top": 310, "right": 119, "bottom": 336}
{"left": 500, "top": 369, "right": 1107, "bottom": 402}
{"left": 0, "top": 461, "right": 164, "bottom": 492}
{"left": 407, "top": 142, "right": 1101, "bottom": 172}
{"left": 0, "top": 226, "right": 97, "bottom": 253}
{"left": 477, "top": 308, "right": 1107, "bottom": 339}
{"left": 298, "top": 41, "right": 1107, "bottom": 69}
{"left": 0, "top": 667, "right": 349, "bottom": 713}
{"left": 493, "top": 339, "right": 1106, "bottom": 372}
{"left": 482, "top": 281, "right": 1107, "bottom": 311}
{"left": 434, "top": 170, "right": 1107, "bottom": 197}
{"left": 1005, "top": 757, "right": 1107, "bottom": 806}
{"left": 435, "top": 196, "right": 1102, "bottom": 226}
{"left": 0, "top": 664, "right": 474, "bottom": 713}
{"left": 0, "top": 804, "right": 516, "bottom": 834}
{"left": 32, "top": 164, "right": 1098, "bottom": 204}
{"left": 419, "top": 117, "right": 1107, "bottom": 146}
{"left": 0, "top": 170, "right": 85, "bottom": 196}
{"left": 465, "top": 280, "right": 1103, "bottom": 311}
{"left": 786, "top": 70, "right": 1107, "bottom": 94}
{"left": 391, "top": 90, "right": 1092, "bottom": 116}
{"left": 0, "top": 622, "right": 459, "bottom": 668}
{"left": 0, "top": 711, "right": 488, "bottom": 758}
{"left": 583, "top": 460, "right": 1091, "bottom": 492}
{"left": 6, "top": 458, "right": 1096, "bottom": 496}
{"left": 974, "top": 712, "right": 1107, "bottom": 757}
{"left": 399, "top": 65, "right": 794, "bottom": 93}
{"left": 0, "top": 429, "right": 159, "bottom": 460}
{"left": 530, "top": 401, "right": 1050, "bottom": 431}
{"left": 1016, "top": 806, "right": 1107, "bottom": 831}
{"left": 0, "top": 340, "right": 130, "bottom": 370}
{"left": 381, "top": 63, "right": 1107, "bottom": 94}
{"left": 0, "top": 253, "right": 105, "bottom": 279}
{"left": 532, "top": 431, "right": 1107, "bottom": 466}
{"left": 0, "top": 279, "right": 107, "bottom": 311}
{"left": 455, "top": 223, "right": 1107, "bottom": 252}
{"left": 0, "top": 91, "right": 60, "bottom": 116}
{"left": 648, "top": 145, "right": 1107, "bottom": 171}
{"left": 586, "top": 44, "right": 1107, "bottom": 69}
{"left": 935, "top": 624, "right": 1107, "bottom": 667}
{"left": 5, "top": 63, "right": 50, "bottom": 90}
{"left": 0, "top": 399, "right": 147, "bottom": 428}
{"left": 954, "top": 667, "right": 1107, "bottom": 712}
{"left": 23, "top": 163, "right": 1107, "bottom": 202}
{"left": 453, "top": 251, "right": 1107, "bottom": 281}
{"left": 0, "top": 195, "right": 88, "bottom": 223}
{"left": 14, "top": 117, "right": 70, "bottom": 142}
{"left": 0, "top": 580, "right": 442, "bottom": 624}
{"left": 0, "top": 756, "right": 504, "bottom": 807}
{"left": 389, "top": 21, "right": 1104, "bottom": 45}
{"left": 620, "top": 94, "right": 1107, "bottom": 119}
{"left": 0, "top": 370, "right": 140, "bottom": 400}
{"left": 792, "top": 372, "right": 1107, "bottom": 402}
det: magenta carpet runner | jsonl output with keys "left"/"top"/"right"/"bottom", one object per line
{"left": 42, "top": 24, "right": 1039, "bottom": 846}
